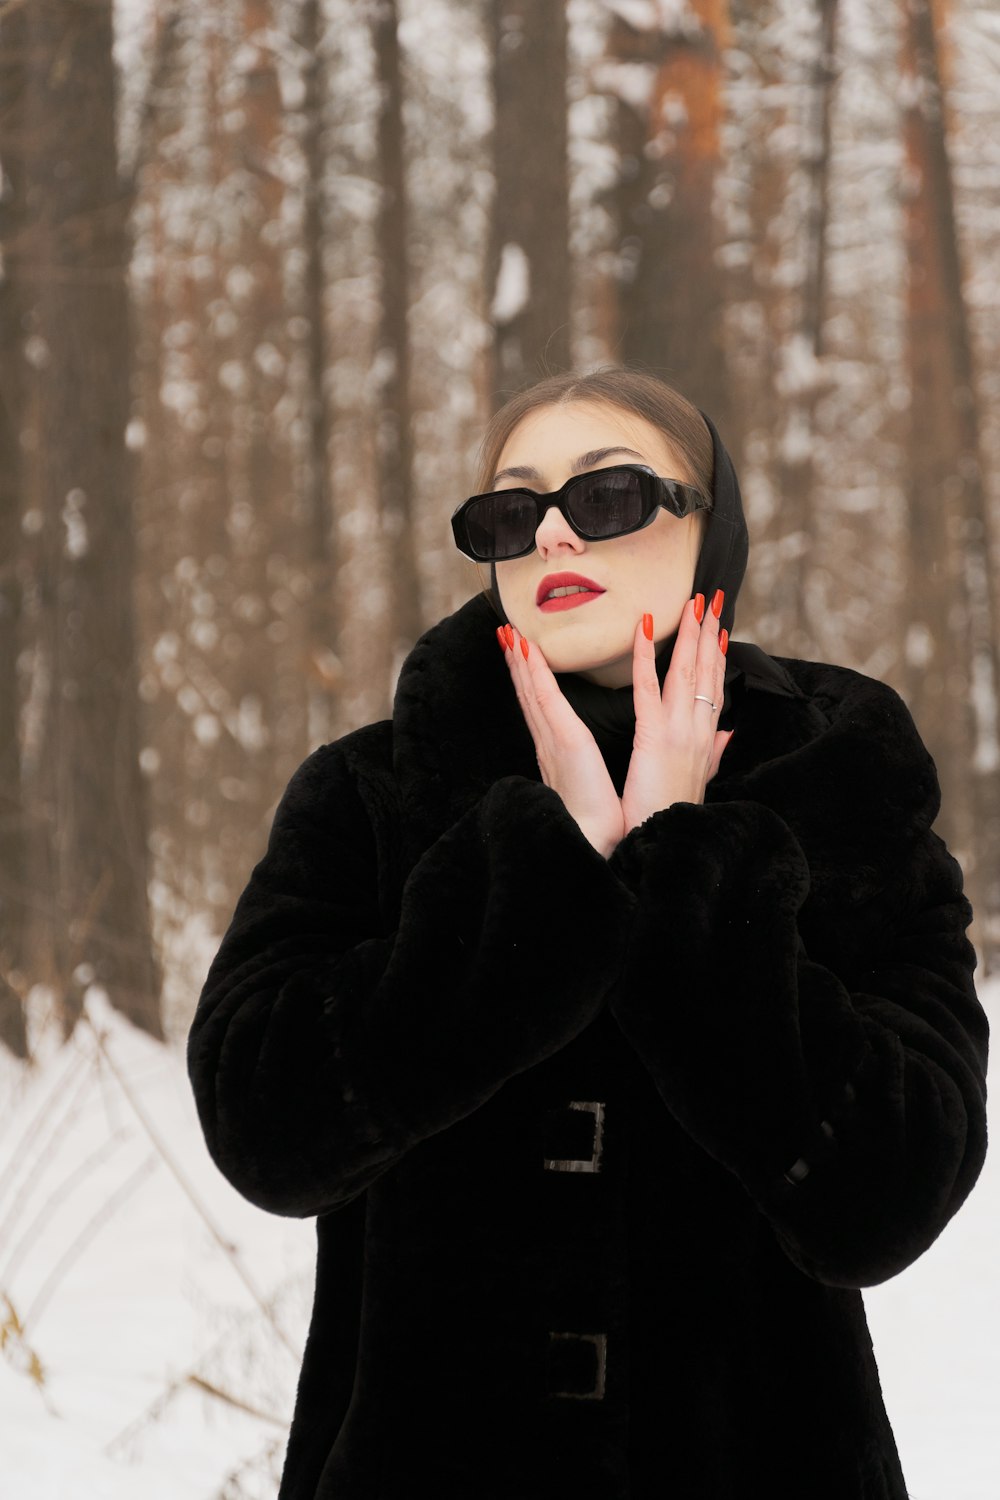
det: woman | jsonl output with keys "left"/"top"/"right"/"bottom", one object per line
{"left": 187, "top": 367, "right": 989, "bottom": 1499}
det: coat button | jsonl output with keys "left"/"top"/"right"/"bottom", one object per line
{"left": 544, "top": 1331, "right": 607, "bottom": 1400}
{"left": 542, "top": 1100, "right": 605, "bottom": 1173}
{"left": 783, "top": 1155, "right": 811, "bottom": 1185}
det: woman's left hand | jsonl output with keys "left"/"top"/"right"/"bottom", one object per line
{"left": 620, "top": 591, "right": 735, "bottom": 838}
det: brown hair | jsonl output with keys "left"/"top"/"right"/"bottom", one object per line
{"left": 468, "top": 366, "right": 714, "bottom": 615}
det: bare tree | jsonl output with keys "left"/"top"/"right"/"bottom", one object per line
{"left": 488, "top": 0, "right": 572, "bottom": 404}
{"left": 603, "top": 1, "right": 731, "bottom": 423}
{"left": 772, "top": 0, "right": 839, "bottom": 659}
{"left": 14, "top": 0, "right": 162, "bottom": 1042}
{"left": 899, "top": 0, "right": 998, "bottom": 966}
{"left": 0, "top": 3, "right": 31, "bottom": 1057}
{"left": 129, "top": 2, "right": 321, "bottom": 990}
{"left": 371, "top": 0, "right": 423, "bottom": 680}
{"left": 295, "top": 0, "right": 340, "bottom": 742}
{"left": 720, "top": 0, "right": 794, "bottom": 631}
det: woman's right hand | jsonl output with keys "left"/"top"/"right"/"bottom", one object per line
{"left": 498, "top": 623, "right": 625, "bottom": 859}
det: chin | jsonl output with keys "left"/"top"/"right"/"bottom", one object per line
{"left": 544, "top": 634, "right": 631, "bottom": 681}
{"left": 510, "top": 601, "right": 630, "bottom": 675}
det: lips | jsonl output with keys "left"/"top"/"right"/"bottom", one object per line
{"left": 535, "top": 572, "right": 607, "bottom": 607}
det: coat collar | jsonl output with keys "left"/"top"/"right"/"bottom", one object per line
{"left": 391, "top": 593, "right": 938, "bottom": 872}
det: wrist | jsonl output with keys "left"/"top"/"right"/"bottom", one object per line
{"left": 578, "top": 820, "right": 626, "bottom": 860}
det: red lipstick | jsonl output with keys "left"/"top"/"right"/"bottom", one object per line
{"left": 536, "top": 571, "right": 606, "bottom": 613}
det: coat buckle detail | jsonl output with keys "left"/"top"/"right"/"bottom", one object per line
{"left": 782, "top": 1113, "right": 841, "bottom": 1185}
{"left": 542, "top": 1100, "right": 605, "bottom": 1173}
{"left": 544, "top": 1331, "right": 607, "bottom": 1400}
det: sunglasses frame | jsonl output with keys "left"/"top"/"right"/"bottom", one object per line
{"left": 450, "top": 463, "right": 710, "bottom": 563}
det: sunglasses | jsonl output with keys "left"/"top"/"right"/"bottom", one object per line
{"left": 450, "top": 464, "right": 710, "bottom": 563}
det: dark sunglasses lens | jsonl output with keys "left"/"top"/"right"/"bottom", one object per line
{"left": 464, "top": 493, "right": 536, "bottom": 560}
{"left": 568, "top": 469, "right": 645, "bottom": 536}
{"left": 462, "top": 469, "right": 652, "bottom": 559}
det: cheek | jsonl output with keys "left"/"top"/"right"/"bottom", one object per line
{"left": 619, "top": 530, "right": 683, "bottom": 586}
{"left": 614, "top": 534, "right": 694, "bottom": 617}
{"left": 494, "top": 562, "right": 530, "bottom": 618}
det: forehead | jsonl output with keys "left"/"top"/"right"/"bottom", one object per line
{"left": 494, "top": 401, "right": 683, "bottom": 481}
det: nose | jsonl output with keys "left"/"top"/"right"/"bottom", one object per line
{"left": 535, "top": 500, "right": 585, "bottom": 559}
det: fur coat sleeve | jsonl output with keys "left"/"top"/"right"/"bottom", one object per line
{"left": 605, "top": 691, "right": 987, "bottom": 1289}
{"left": 187, "top": 731, "right": 638, "bottom": 1220}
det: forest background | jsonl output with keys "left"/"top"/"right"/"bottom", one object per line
{"left": 1, "top": 0, "right": 999, "bottom": 1050}
{"left": 1, "top": 0, "right": 999, "bottom": 1494}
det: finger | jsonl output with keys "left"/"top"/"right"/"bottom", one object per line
{"left": 660, "top": 592, "right": 703, "bottom": 713}
{"left": 695, "top": 587, "right": 725, "bottom": 737}
{"left": 502, "top": 626, "right": 548, "bottom": 751}
{"left": 510, "top": 625, "right": 585, "bottom": 743}
{"left": 509, "top": 630, "right": 554, "bottom": 756}
{"left": 509, "top": 625, "right": 581, "bottom": 777}
{"left": 632, "top": 611, "right": 662, "bottom": 733}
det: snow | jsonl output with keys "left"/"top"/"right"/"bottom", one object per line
{"left": 61, "top": 491, "right": 90, "bottom": 561}
{"left": 970, "top": 648, "right": 1000, "bottom": 775}
{"left": 605, "top": 0, "right": 697, "bottom": 33}
{"left": 1, "top": 988, "right": 312, "bottom": 1498}
{"left": 1, "top": 977, "right": 997, "bottom": 1497}
{"left": 589, "top": 58, "right": 660, "bottom": 113}
{"left": 490, "top": 242, "right": 531, "bottom": 325}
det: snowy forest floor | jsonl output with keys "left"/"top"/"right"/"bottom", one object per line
{"left": 2, "top": 979, "right": 998, "bottom": 1500}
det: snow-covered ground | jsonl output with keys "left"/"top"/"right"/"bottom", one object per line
{"left": 1, "top": 979, "right": 997, "bottom": 1499}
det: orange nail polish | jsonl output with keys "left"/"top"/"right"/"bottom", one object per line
{"left": 719, "top": 627, "right": 729, "bottom": 655}
{"left": 643, "top": 612, "right": 653, "bottom": 641}
{"left": 711, "top": 588, "right": 725, "bottom": 619}
{"left": 693, "top": 593, "right": 705, "bottom": 623}
{"left": 496, "top": 626, "right": 508, "bottom": 652}
{"left": 504, "top": 624, "right": 514, "bottom": 649}
{"left": 520, "top": 636, "right": 530, "bottom": 660}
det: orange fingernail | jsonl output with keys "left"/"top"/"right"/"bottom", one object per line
{"left": 693, "top": 593, "right": 705, "bottom": 623}
{"left": 504, "top": 624, "right": 514, "bottom": 649}
{"left": 642, "top": 612, "right": 653, "bottom": 641}
{"left": 719, "top": 627, "right": 729, "bottom": 655}
{"left": 520, "top": 636, "right": 530, "bottom": 660}
{"left": 496, "top": 626, "right": 508, "bottom": 652}
{"left": 711, "top": 588, "right": 725, "bottom": 618}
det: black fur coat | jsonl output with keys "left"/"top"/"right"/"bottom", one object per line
{"left": 188, "top": 579, "right": 988, "bottom": 1498}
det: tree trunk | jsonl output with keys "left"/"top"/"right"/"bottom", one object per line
{"left": 371, "top": 0, "right": 423, "bottom": 683}
{"left": 296, "top": 0, "right": 340, "bottom": 743}
{"left": 234, "top": 0, "right": 312, "bottom": 791}
{"left": 772, "top": 0, "right": 838, "bottom": 659}
{"left": 18, "top": 0, "right": 163, "bottom": 1040}
{"left": 488, "top": 0, "right": 571, "bottom": 405}
{"left": 0, "top": 2, "right": 31, "bottom": 1057}
{"left": 900, "top": 0, "right": 998, "bottom": 969}
{"left": 606, "top": 1, "right": 731, "bottom": 426}
{"left": 719, "top": 0, "right": 790, "bottom": 630}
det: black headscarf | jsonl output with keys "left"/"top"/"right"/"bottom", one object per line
{"left": 489, "top": 408, "right": 797, "bottom": 796}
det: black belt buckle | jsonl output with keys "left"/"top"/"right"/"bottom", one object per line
{"left": 544, "top": 1330, "right": 607, "bottom": 1401}
{"left": 541, "top": 1099, "right": 605, "bottom": 1173}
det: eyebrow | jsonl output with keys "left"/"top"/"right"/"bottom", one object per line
{"left": 490, "top": 446, "right": 647, "bottom": 488}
